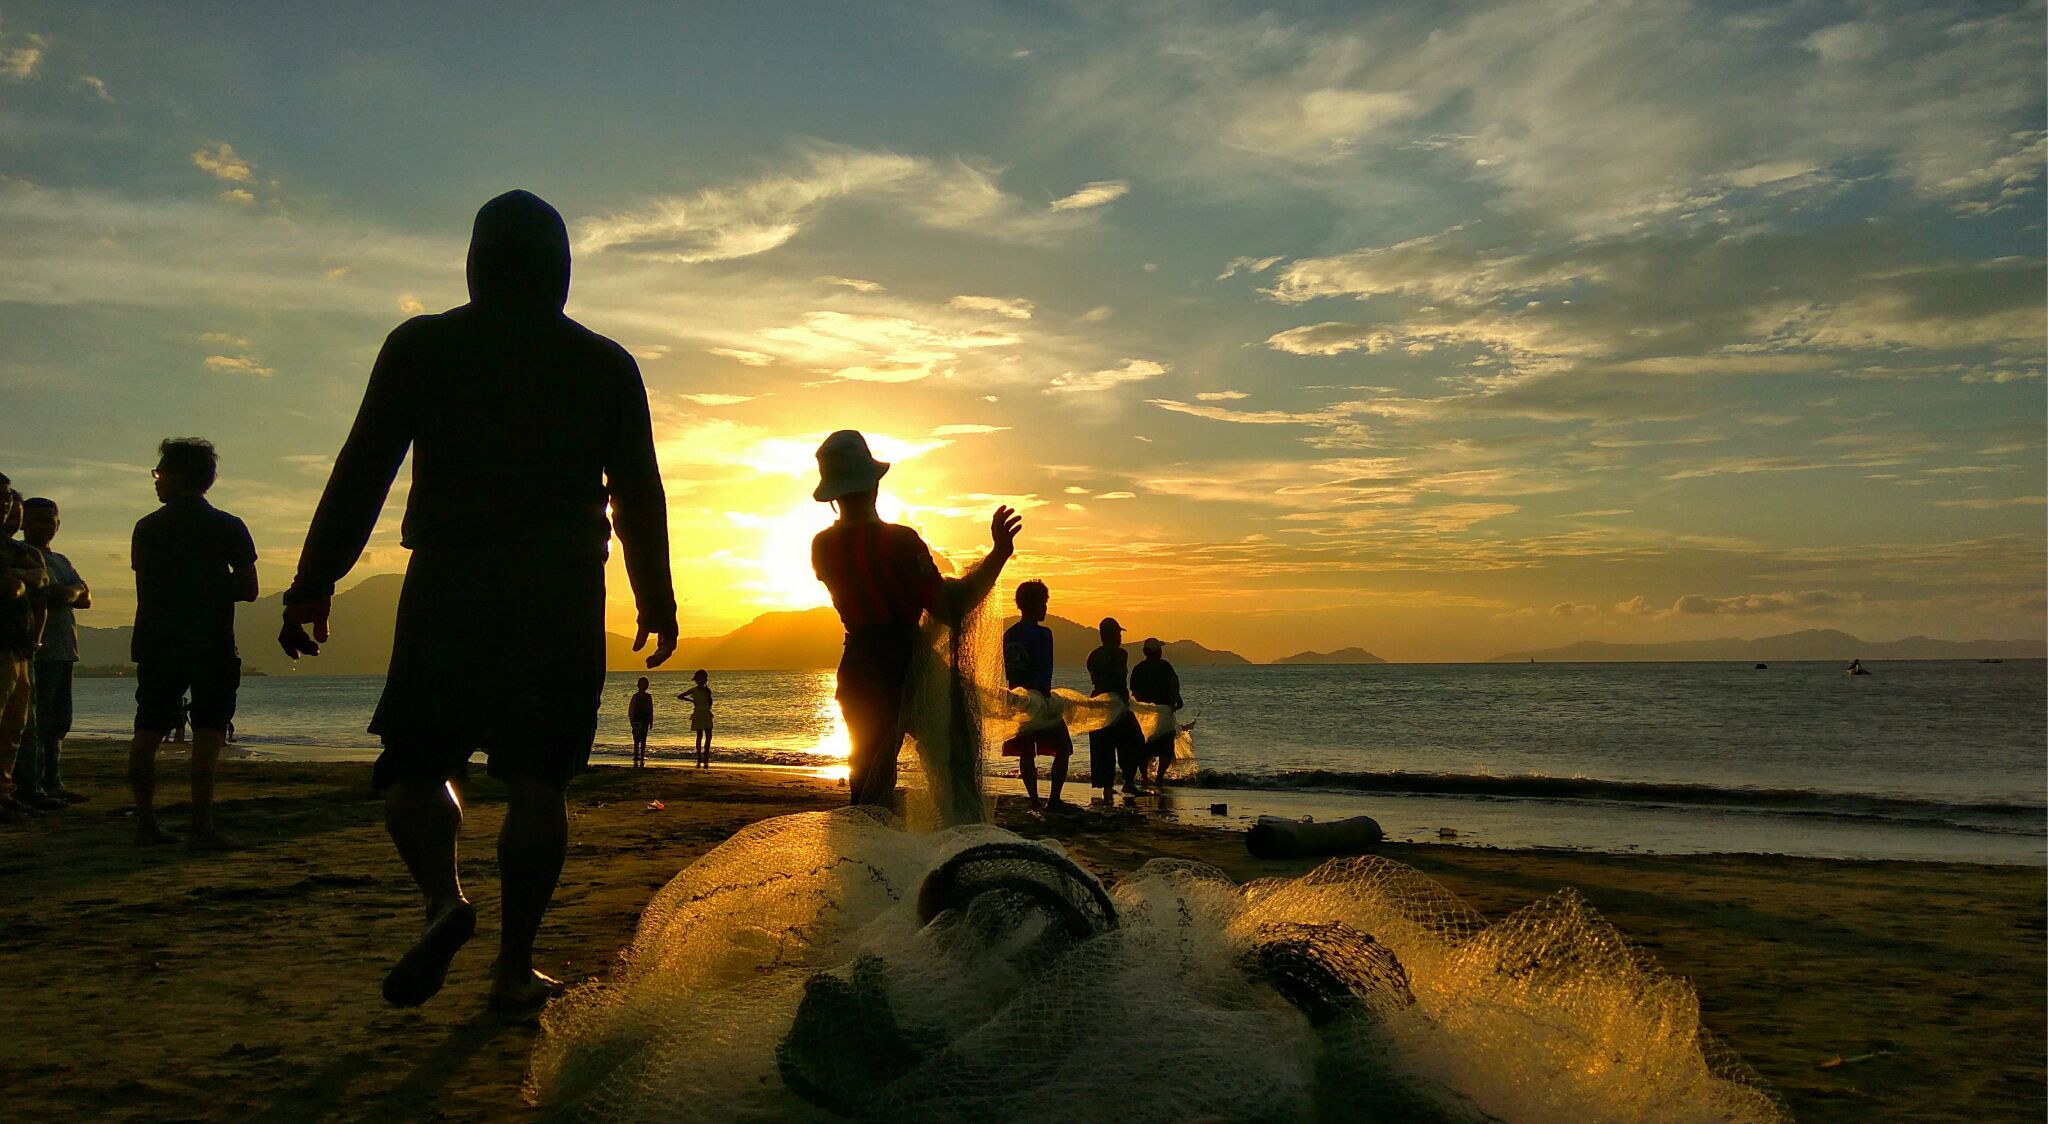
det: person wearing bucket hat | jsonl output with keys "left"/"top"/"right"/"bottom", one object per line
{"left": 1086, "top": 616, "right": 1147, "bottom": 800}
{"left": 811, "top": 430, "right": 1021, "bottom": 809}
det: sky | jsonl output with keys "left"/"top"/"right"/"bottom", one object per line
{"left": 0, "top": 0, "right": 2042, "bottom": 662}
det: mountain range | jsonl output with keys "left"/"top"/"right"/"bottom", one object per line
{"left": 1487, "top": 629, "right": 2047, "bottom": 663}
{"left": 70, "top": 579, "right": 2041, "bottom": 670}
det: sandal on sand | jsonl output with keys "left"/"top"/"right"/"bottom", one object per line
{"left": 382, "top": 901, "right": 478, "bottom": 1008}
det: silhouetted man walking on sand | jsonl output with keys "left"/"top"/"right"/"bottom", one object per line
{"left": 810, "top": 430, "right": 1018, "bottom": 810}
{"left": 278, "top": 190, "right": 678, "bottom": 1013}
{"left": 129, "top": 439, "right": 259, "bottom": 848}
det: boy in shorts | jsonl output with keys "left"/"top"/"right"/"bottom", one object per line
{"left": 128, "top": 438, "right": 259, "bottom": 849}
{"left": 1001, "top": 580, "right": 1072, "bottom": 814}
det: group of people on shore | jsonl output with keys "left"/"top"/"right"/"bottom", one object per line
{"left": 0, "top": 441, "right": 258, "bottom": 848}
{"left": 6, "top": 189, "right": 1186, "bottom": 1015}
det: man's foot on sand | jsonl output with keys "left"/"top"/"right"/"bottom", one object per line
{"left": 487, "top": 967, "right": 568, "bottom": 1014}
{"left": 186, "top": 826, "right": 244, "bottom": 852}
{"left": 381, "top": 900, "right": 477, "bottom": 1007}
{"left": 1045, "top": 799, "right": 1077, "bottom": 815}
{"left": 135, "top": 822, "right": 180, "bottom": 845}
{"left": 50, "top": 787, "right": 88, "bottom": 803}
{"left": 21, "top": 793, "right": 68, "bottom": 812}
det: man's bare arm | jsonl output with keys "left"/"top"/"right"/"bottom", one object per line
{"left": 231, "top": 561, "right": 259, "bottom": 603}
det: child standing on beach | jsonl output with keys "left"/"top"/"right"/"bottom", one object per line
{"left": 628, "top": 677, "right": 654, "bottom": 768}
{"left": 677, "top": 670, "right": 712, "bottom": 768}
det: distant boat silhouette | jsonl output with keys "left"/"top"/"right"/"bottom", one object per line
{"left": 1754, "top": 663, "right": 1768, "bottom": 669}
{"left": 1978, "top": 658, "right": 2004, "bottom": 664}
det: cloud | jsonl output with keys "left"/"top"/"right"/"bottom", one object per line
{"left": 191, "top": 143, "right": 254, "bottom": 183}
{"left": 1195, "top": 390, "right": 1248, "bottom": 401}
{"left": 1932, "top": 495, "right": 2047, "bottom": 510}
{"left": 1077, "top": 305, "right": 1114, "bottom": 323}
{"left": 1670, "top": 590, "right": 1853, "bottom": 616}
{"left": 759, "top": 310, "right": 1020, "bottom": 383}
{"left": 678, "top": 393, "right": 757, "bottom": 406}
{"left": 0, "top": 29, "right": 43, "bottom": 81}
{"left": 218, "top": 188, "right": 255, "bottom": 205}
{"left": 819, "top": 275, "right": 884, "bottom": 293}
{"left": 1048, "top": 357, "right": 1167, "bottom": 394}
{"left": 708, "top": 347, "right": 775, "bottom": 367}
{"left": 948, "top": 294, "right": 1034, "bottom": 319}
{"left": 203, "top": 354, "right": 274, "bottom": 377}
{"left": 576, "top": 145, "right": 1108, "bottom": 263}
{"left": 931, "top": 423, "right": 1009, "bottom": 436}
{"left": 396, "top": 294, "right": 424, "bottom": 315}
{"left": 1217, "top": 255, "right": 1283, "bottom": 281}
{"left": 79, "top": 75, "right": 112, "bottom": 102}
{"left": 1049, "top": 179, "right": 1130, "bottom": 211}
{"left": 1266, "top": 322, "right": 1396, "bottom": 356}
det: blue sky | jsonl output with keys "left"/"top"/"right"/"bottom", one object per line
{"left": 2, "top": 0, "right": 2042, "bottom": 660}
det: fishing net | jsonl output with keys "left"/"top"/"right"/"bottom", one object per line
{"left": 527, "top": 809, "right": 1787, "bottom": 1123}
{"left": 896, "top": 592, "right": 1197, "bottom": 830}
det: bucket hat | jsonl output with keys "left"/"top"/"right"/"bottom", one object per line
{"left": 813, "top": 430, "right": 890, "bottom": 502}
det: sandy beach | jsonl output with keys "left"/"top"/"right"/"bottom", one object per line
{"left": 0, "top": 739, "right": 2040, "bottom": 1122}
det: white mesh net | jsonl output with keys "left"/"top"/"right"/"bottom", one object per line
{"left": 527, "top": 810, "right": 1786, "bottom": 1123}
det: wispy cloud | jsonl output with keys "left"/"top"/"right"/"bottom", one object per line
{"left": 1048, "top": 358, "right": 1167, "bottom": 394}
{"left": 191, "top": 143, "right": 253, "bottom": 183}
{"left": 948, "top": 294, "right": 1034, "bottom": 319}
{"left": 1048, "top": 179, "right": 1129, "bottom": 211}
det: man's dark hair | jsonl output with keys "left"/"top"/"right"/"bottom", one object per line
{"left": 0, "top": 472, "right": 11, "bottom": 492}
{"left": 158, "top": 437, "right": 219, "bottom": 492}
{"left": 1015, "top": 579, "right": 1048, "bottom": 608}
{"left": 22, "top": 497, "right": 56, "bottom": 513}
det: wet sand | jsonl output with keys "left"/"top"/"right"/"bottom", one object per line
{"left": 0, "top": 740, "right": 2040, "bottom": 1122}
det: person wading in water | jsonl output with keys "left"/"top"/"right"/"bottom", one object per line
{"left": 808, "top": 430, "right": 1019, "bottom": 811}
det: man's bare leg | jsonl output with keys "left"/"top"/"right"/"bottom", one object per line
{"left": 1019, "top": 751, "right": 1042, "bottom": 812}
{"left": 1048, "top": 751, "right": 1070, "bottom": 808}
{"left": 128, "top": 730, "right": 177, "bottom": 844}
{"left": 489, "top": 772, "right": 568, "bottom": 1011}
{"left": 186, "top": 727, "right": 240, "bottom": 850}
{"left": 381, "top": 777, "right": 475, "bottom": 1007}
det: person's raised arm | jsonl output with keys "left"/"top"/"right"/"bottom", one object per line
{"left": 940, "top": 505, "right": 1021, "bottom": 621}
{"left": 606, "top": 353, "right": 678, "bottom": 668}
{"left": 279, "top": 324, "right": 419, "bottom": 658}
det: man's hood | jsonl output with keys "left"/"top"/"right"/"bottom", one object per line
{"left": 466, "top": 189, "right": 571, "bottom": 311}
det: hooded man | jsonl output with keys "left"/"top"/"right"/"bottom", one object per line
{"left": 279, "top": 190, "right": 679, "bottom": 1013}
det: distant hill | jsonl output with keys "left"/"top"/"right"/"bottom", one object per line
{"left": 77, "top": 585, "right": 1254, "bottom": 672}
{"left": 1273, "top": 647, "right": 1386, "bottom": 665}
{"left": 1489, "top": 629, "right": 2048, "bottom": 663}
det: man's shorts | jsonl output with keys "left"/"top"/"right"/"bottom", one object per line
{"left": 1001, "top": 721, "right": 1074, "bottom": 759}
{"left": 135, "top": 657, "right": 240, "bottom": 733}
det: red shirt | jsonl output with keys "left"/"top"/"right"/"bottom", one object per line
{"left": 811, "top": 520, "right": 943, "bottom": 630}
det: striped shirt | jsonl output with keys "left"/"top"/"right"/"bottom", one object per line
{"left": 811, "top": 520, "right": 943, "bottom": 631}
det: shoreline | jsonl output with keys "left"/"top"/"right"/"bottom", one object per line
{"left": 78, "top": 733, "right": 2048, "bottom": 867}
{"left": 0, "top": 741, "right": 2041, "bottom": 1121}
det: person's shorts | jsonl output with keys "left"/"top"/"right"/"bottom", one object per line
{"left": 1002, "top": 721, "right": 1074, "bottom": 759}
{"left": 1145, "top": 733, "right": 1176, "bottom": 762}
{"left": 135, "top": 656, "right": 240, "bottom": 733}
{"left": 630, "top": 720, "right": 652, "bottom": 742}
{"left": 690, "top": 712, "right": 713, "bottom": 734}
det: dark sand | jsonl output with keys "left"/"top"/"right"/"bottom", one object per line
{"left": 0, "top": 741, "right": 2040, "bottom": 1122}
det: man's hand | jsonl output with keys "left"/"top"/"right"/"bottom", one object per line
{"left": 279, "top": 597, "right": 331, "bottom": 660}
{"left": 634, "top": 625, "right": 678, "bottom": 669}
{"left": 989, "top": 505, "right": 1022, "bottom": 554}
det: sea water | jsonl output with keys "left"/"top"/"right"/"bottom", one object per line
{"left": 64, "top": 660, "right": 2045, "bottom": 864}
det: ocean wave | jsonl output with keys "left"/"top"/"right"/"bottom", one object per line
{"left": 1185, "top": 768, "right": 2047, "bottom": 830}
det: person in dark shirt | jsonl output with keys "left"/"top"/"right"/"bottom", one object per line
{"left": 276, "top": 190, "right": 680, "bottom": 1014}
{"left": 1001, "top": 580, "right": 1072, "bottom": 814}
{"left": 127, "top": 439, "right": 259, "bottom": 849}
{"left": 810, "top": 430, "right": 1019, "bottom": 810}
{"left": 0, "top": 481, "right": 50, "bottom": 822}
{"left": 1129, "top": 637, "right": 1184, "bottom": 788}
{"left": 628, "top": 677, "right": 654, "bottom": 768}
{"left": 1085, "top": 617, "right": 1147, "bottom": 800}
{"left": 677, "top": 669, "right": 713, "bottom": 768}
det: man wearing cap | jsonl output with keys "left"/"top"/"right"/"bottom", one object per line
{"left": 810, "top": 430, "right": 1020, "bottom": 810}
{"left": 1130, "top": 637, "right": 1184, "bottom": 788}
{"left": 1085, "top": 617, "right": 1147, "bottom": 799}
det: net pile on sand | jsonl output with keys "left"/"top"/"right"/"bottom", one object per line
{"left": 526, "top": 809, "right": 1786, "bottom": 1123}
